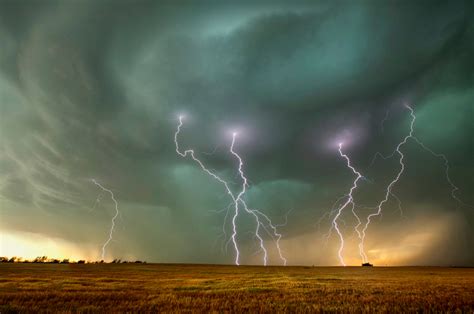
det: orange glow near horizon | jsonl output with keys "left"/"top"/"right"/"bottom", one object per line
{"left": 0, "top": 231, "right": 95, "bottom": 261}
{"left": 1, "top": 212, "right": 452, "bottom": 266}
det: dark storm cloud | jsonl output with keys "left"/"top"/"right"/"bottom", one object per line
{"left": 0, "top": 0, "right": 473, "bottom": 265}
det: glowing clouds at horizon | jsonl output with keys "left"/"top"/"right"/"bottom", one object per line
{"left": 280, "top": 209, "right": 463, "bottom": 266}
{"left": 0, "top": 231, "right": 96, "bottom": 261}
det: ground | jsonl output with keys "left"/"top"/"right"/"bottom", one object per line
{"left": 1, "top": 264, "right": 473, "bottom": 312}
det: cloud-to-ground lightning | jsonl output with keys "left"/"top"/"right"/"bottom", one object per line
{"left": 326, "top": 143, "right": 363, "bottom": 266}
{"left": 175, "top": 116, "right": 287, "bottom": 265}
{"left": 175, "top": 116, "right": 243, "bottom": 264}
{"left": 92, "top": 179, "right": 120, "bottom": 261}
{"left": 360, "top": 104, "right": 471, "bottom": 263}
{"left": 369, "top": 106, "right": 468, "bottom": 207}
{"left": 358, "top": 104, "right": 415, "bottom": 263}
{"left": 328, "top": 143, "right": 365, "bottom": 266}
{"left": 230, "top": 131, "right": 287, "bottom": 265}
{"left": 229, "top": 132, "right": 268, "bottom": 265}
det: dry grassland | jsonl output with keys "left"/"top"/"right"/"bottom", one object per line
{"left": 1, "top": 264, "right": 473, "bottom": 312}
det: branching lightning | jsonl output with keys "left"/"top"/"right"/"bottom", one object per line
{"left": 175, "top": 116, "right": 286, "bottom": 266}
{"left": 229, "top": 133, "right": 268, "bottom": 265}
{"left": 358, "top": 105, "right": 415, "bottom": 263}
{"left": 92, "top": 179, "right": 120, "bottom": 261}
{"left": 360, "top": 104, "right": 470, "bottom": 263}
{"left": 328, "top": 143, "right": 365, "bottom": 266}
{"left": 410, "top": 136, "right": 469, "bottom": 207}
{"left": 175, "top": 116, "right": 242, "bottom": 264}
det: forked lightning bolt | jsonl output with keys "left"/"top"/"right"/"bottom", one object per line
{"left": 231, "top": 133, "right": 288, "bottom": 266}
{"left": 359, "top": 104, "right": 415, "bottom": 263}
{"left": 175, "top": 116, "right": 286, "bottom": 266}
{"left": 92, "top": 179, "right": 120, "bottom": 261}
{"left": 229, "top": 133, "right": 268, "bottom": 265}
{"left": 329, "top": 143, "right": 365, "bottom": 266}
{"left": 175, "top": 116, "right": 242, "bottom": 264}
{"left": 369, "top": 107, "right": 467, "bottom": 208}
{"left": 360, "top": 104, "right": 470, "bottom": 263}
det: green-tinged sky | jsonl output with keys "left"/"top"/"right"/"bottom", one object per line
{"left": 0, "top": 0, "right": 473, "bottom": 266}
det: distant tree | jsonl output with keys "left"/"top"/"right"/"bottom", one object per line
{"left": 61, "top": 259, "right": 69, "bottom": 264}
{"left": 34, "top": 256, "right": 48, "bottom": 263}
{"left": 0, "top": 257, "right": 8, "bottom": 263}
{"left": 77, "top": 260, "right": 86, "bottom": 264}
{"left": 51, "top": 259, "right": 60, "bottom": 264}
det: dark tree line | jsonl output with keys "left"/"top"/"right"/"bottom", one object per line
{"left": 0, "top": 256, "right": 146, "bottom": 264}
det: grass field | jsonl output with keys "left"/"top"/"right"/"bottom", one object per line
{"left": 1, "top": 264, "right": 473, "bottom": 312}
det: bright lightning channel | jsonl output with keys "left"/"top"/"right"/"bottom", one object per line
{"left": 231, "top": 132, "right": 287, "bottom": 266}
{"left": 92, "top": 179, "right": 120, "bottom": 261}
{"left": 329, "top": 143, "right": 365, "bottom": 266}
{"left": 361, "top": 104, "right": 470, "bottom": 263}
{"left": 229, "top": 132, "right": 268, "bottom": 265}
{"left": 174, "top": 117, "right": 287, "bottom": 266}
{"left": 175, "top": 116, "right": 243, "bottom": 264}
{"left": 358, "top": 104, "right": 416, "bottom": 263}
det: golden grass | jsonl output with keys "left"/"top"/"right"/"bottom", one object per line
{"left": 1, "top": 264, "right": 473, "bottom": 313}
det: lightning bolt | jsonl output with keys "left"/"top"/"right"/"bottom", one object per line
{"left": 329, "top": 143, "right": 365, "bottom": 266}
{"left": 175, "top": 116, "right": 287, "bottom": 266}
{"left": 208, "top": 202, "right": 234, "bottom": 255}
{"left": 175, "top": 116, "right": 243, "bottom": 264}
{"left": 410, "top": 136, "right": 469, "bottom": 207}
{"left": 360, "top": 104, "right": 470, "bottom": 263}
{"left": 92, "top": 179, "right": 119, "bottom": 261}
{"left": 359, "top": 104, "right": 415, "bottom": 263}
{"left": 229, "top": 132, "right": 269, "bottom": 265}
{"left": 230, "top": 133, "right": 287, "bottom": 266}
{"left": 240, "top": 202, "right": 288, "bottom": 266}
{"left": 372, "top": 109, "right": 471, "bottom": 208}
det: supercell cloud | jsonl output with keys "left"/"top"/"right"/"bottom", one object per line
{"left": 0, "top": 0, "right": 473, "bottom": 265}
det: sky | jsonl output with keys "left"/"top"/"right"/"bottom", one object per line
{"left": 0, "top": 0, "right": 473, "bottom": 266}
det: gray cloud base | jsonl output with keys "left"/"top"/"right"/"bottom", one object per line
{"left": 0, "top": 0, "right": 473, "bottom": 265}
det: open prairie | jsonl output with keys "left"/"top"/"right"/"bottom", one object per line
{"left": 1, "top": 264, "right": 473, "bottom": 312}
